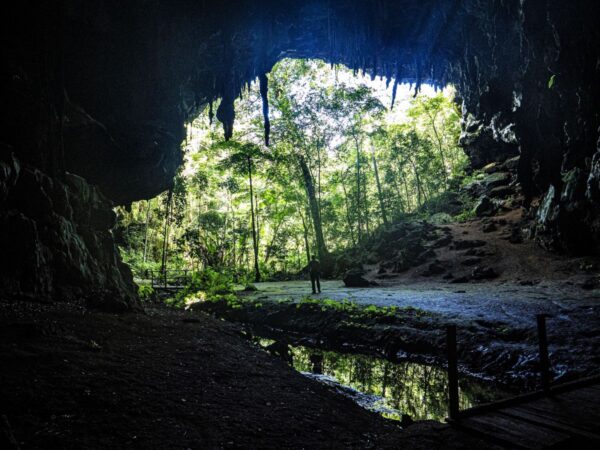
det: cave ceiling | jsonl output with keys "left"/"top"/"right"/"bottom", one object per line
{"left": 3, "top": 1, "right": 600, "bottom": 209}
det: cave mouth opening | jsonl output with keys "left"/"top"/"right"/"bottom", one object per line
{"left": 117, "top": 57, "right": 467, "bottom": 287}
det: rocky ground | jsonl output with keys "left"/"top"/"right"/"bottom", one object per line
{"left": 341, "top": 157, "right": 600, "bottom": 290}
{"left": 0, "top": 300, "right": 503, "bottom": 450}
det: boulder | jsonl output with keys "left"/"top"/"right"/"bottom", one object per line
{"left": 501, "top": 156, "right": 520, "bottom": 172}
{"left": 450, "top": 276, "right": 470, "bottom": 284}
{"left": 482, "top": 172, "right": 511, "bottom": 188}
{"left": 432, "top": 235, "right": 453, "bottom": 248}
{"left": 421, "top": 260, "right": 446, "bottom": 277}
{"left": 461, "top": 257, "right": 482, "bottom": 266}
{"left": 489, "top": 185, "right": 514, "bottom": 199}
{"left": 342, "top": 269, "right": 371, "bottom": 288}
{"left": 482, "top": 222, "right": 497, "bottom": 233}
{"left": 482, "top": 162, "right": 499, "bottom": 174}
{"left": 471, "top": 266, "right": 498, "bottom": 280}
{"left": 429, "top": 212, "right": 453, "bottom": 225}
{"left": 473, "top": 196, "right": 497, "bottom": 217}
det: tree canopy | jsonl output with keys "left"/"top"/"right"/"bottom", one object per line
{"left": 116, "top": 59, "right": 467, "bottom": 282}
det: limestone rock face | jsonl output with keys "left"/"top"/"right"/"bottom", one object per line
{"left": 0, "top": 153, "right": 137, "bottom": 310}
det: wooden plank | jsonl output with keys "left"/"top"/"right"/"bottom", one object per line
{"left": 507, "top": 398, "right": 600, "bottom": 433}
{"left": 556, "top": 386, "right": 600, "bottom": 404}
{"left": 458, "top": 412, "right": 572, "bottom": 450}
{"left": 499, "top": 407, "right": 600, "bottom": 442}
{"left": 458, "top": 378, "right": 600, "bottom": 419}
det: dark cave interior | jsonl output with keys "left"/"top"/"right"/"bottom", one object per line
{"left": 1, "top": 2, "right": 600, "bottom": 448}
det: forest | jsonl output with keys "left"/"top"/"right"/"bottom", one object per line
{"left": 115, "top": 59, "right": 467, "bottom": 286}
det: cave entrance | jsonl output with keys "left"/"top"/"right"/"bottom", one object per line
{"left": 116, "top": 58, "right": 466, "bottom": 291}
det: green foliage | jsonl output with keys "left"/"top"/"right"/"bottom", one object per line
{"left": 116, "top": 58, "right": 468, "bottom": 281}
{"left": 295, "top": 297, "right": 428, "bottom": 319}
{"left": 454, "top": 208, "right": 477, "bottom": 222}
{"left": 137, "top": 284, "right": 155, "bottom": 300}
{"left": 164, "top": 268, "right": 236, "bottom": 308}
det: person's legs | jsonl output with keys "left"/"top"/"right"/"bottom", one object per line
{"left": 310, "top": 274, "right": 316, "bottom": 294}
{"left": 316, "top": 275, "right": 321, "bottom": 293}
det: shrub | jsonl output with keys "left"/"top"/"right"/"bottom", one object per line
{"left": 170, "top": 267, "right": 235, "bottom": 308}
{"left": 138, "top": 284, "right": 155, "bottom": 301}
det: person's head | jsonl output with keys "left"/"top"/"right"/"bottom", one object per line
{"left": 311, "top": 256, "right": 316, "bottom": 261}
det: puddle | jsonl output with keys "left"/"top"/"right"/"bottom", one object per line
{"left": 257, "top": 339, "right": 505, "bottom": 422}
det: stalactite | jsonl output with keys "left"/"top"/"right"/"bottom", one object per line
{"left": 259, "top": 73, "right": 271, "bottom": 147}
{"left": 208, "top": 101, "right": 214, "bottom": 125}
{"left": 216, "top": 90, "right": 235, "bottom": 141}
{"left": 391, "top": 78, "right": 399, "bottom": 110}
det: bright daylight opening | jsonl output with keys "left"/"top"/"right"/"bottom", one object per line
{"left": 116, "top": 58, "right": 467, "bottom": 288}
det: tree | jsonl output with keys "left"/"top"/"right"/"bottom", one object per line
{"left": 217, "top": 141, "right": 269, "bottom": 282}
{"left": 115, "top": 59, "right": 468, "bottom": 282}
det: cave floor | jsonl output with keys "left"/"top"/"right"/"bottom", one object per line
{"left": 230, "top": 278, "right": 600, "bottom": 386}
{"left": 0, "top": 300, "right": 501, "bottom": 449}
{"left": 245, "top": 279, "right": 600, "bottom": 328}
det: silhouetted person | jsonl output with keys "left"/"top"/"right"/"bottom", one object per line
{"left": 309, "top": 352, "right": 323, "bottom": 374}
{"left": 308, "top": 256, "right": 321, "bottom": 294}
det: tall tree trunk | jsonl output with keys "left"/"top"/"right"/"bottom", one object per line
{"left": 408, "top": 157, "right": 425, "bottom": 208}
{"left": 371, "top": 146, "right": 389, "bottom": 226}
{"left": 264, "top": 216, "right": 285, "bottom": 265}
{"left": 248, "top": 156, "right": 261, "bottom": 282}
{"left": 402, "top": 174, "right": 412, "bottom": 211}
{"left": 300, "top": 212, "right": 311, "bottom": 266}
{"left": 317, "top": 143, "right": 322, "bottom": 222}
{"left": 426, "top": 110, "right": 448, "bottom": 188}
{"left": 341, "top": 179, "right": 356, "bottom": 246}
{"left": 353, "top": 135, "right": 363, "bottom": 241}
{"left": 142, "top": 200, "right": 151, "bottom": 263}
{"left": 299, "top": 155, "right": 327, "bottom": 262}
{"left": 255, "top": 193, "right": 260, "bottom": 248}
{"left": 363, "top": 180, "right": 370, "bottom": 236}
{"left": 392, "top": 174, "right": 405, "bottom": 214}
{"left": 160, "top": 189, "right": 173, "bottom": 275}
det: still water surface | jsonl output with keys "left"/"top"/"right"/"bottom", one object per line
{"left": 258, "top": 339, "right": 504, "bottom": 422}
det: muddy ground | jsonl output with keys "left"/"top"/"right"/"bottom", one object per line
{"left": 0, "top": 300, "right": 503, "bottom": 449}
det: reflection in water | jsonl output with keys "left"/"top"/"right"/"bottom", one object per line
{"left": 259, "top": 339, "right": 503, "bottom": 422}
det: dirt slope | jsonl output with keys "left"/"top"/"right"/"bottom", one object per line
{"left": 365, "top": 207, "right": 600, "bottom": 288}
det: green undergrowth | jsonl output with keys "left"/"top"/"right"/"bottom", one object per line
{"left": 138, "top": 284, "right": 155, "bottom": 301}
{"left": 295, "top": 297, "right": 430, "bottom": 319}
{"left": 193, "top": 294, "right": 430, "bottom": 322}
{"left": 164, "top": 268, "right": 236, "bottom": 308}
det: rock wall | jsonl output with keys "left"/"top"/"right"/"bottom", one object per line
{"left": 0, "top": 150, "right": 137, "bottom": 309}
{"left": 1, "top": 0, "right": 599, "bottom": 306}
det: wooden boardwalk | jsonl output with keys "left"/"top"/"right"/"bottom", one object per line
{"left": 444, "top": 319, "right": 600, "bottom": 449}
{"left": 139, "top": 269, "right": 193, "bottom": 291}
{"left": 451, "top": 377, "right": 600, "bottom": 449}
